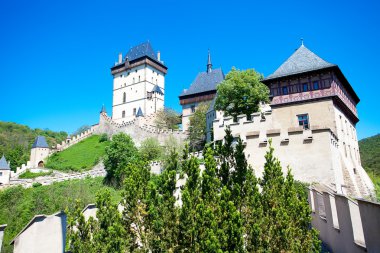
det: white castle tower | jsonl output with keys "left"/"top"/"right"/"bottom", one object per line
{"left": 110, "top": 42, "right": 168, "bottom": 123}
{"left": 30, "top": 136, "right": 50, "bottom": 168}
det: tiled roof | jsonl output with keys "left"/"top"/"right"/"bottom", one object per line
{"left": 136, "top": 107, "right": 144, "bottom": 117}
{"left": 0, "top": 155, "right": 10, "bottom": 170}
{"left": 180, "top": 68, "right": 224, "bottom": 97}
{"left": 32, "top": 136, "right": 49, "bottom": 149}
{"left": 264, "top": 45, "right": 336, "bottom": 80}
{"left": 152, "top": 85, "right": 164, "bottom": 95}
{"left": 125, "top": 41, "right": 157, "bottom": 62}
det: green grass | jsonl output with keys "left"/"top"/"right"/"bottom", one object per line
{"left": 0, "top": 177, "right": 122, "bottom": 253}
{"left": 46, "top": 135, "right": 110, "bottom": 172}
{"left": 18, "top": 170, "right": 53, "bottom": 179}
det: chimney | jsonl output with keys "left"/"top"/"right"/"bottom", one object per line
{"left": 157, "top": 51, "right": 161, "bottom": 62}
{"left": 118, "top": 53, "right": 122, "bottom": 64}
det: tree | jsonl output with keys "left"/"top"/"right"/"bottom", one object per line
{"left": 215, "top": 68, "right": 269, "bottom": 121}
{"left": 139, "top": 137, "right": 163, "bottom": 162}
{"left": 259, "top": 140, "right": 320, "bottom": 252}
{"left": 188, "top": 102, "right": 210, "bottom": 151}
{"left": 103, "top": 133, "right": 139, "bottom": 187}
{"left": 72, "top": 125, "right": 91, "bottom": 136}
{"left": 154, "top": 108, "right": 181, "bottom": 130}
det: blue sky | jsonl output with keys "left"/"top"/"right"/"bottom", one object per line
{"left": 0, "top": 0, "right": 379, "bottom": 139}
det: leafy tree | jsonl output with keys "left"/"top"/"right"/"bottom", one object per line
{"left": 103, "top": 133, "right": 139, "bottom": 187}
{"left": 139, "top": 137, "right": 163, "bottom": 162}
{"left": 215, "top": 68, "right": 269, "bottom": 121}
{"left": 154, "top": 108, "right": 181, "bottom": 130}
{"left": 188, "top": 102, "right": 210, "bottom": 151}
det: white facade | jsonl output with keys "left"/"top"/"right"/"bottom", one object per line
{"left": 112, "top": 59, "right": 165, "bottom": 124}
{"left": 30, "top": 147, "right": 50, "bottom": 168}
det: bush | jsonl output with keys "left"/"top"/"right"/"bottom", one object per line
{"left": 99, "top": 133, "right": 109, "bottom": 143}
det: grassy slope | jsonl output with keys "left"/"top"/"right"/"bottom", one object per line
{"left": 46, "top": 135, "right": 110, "bottom": 172}
{"left": 0, "top": 121, "right": 67, "bottom": 170}
{"left": 0, "top": 177, "right": 122, "bottom": 253}
{"left": 18, "top": 170, "right": 53, "bottom": 179}
{"left": 359, "top": 134, "right": 380, "bottom": 200}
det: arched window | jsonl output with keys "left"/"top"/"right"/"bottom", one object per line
{"left": 133, "top": 77, "right": 135, "bottom": 83}
{"left": 139, "top": 76, "right": 141, "bottom": 82}
{"left": 123, "top": 92, "right": 126, "bottom": 103}
{"left": 122, "top": 111, "right": 125, "bottom": 118}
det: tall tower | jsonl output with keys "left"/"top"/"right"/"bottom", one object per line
{"left": 110, "top": 42, "right": 168, "bottom": 123}
{"left": 30, "top": 136, "right": 50, "bottom": 168}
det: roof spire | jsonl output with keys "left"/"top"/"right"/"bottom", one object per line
{"left": 301, "top": 38, "right": 304, "bottom": 46}
{"left": 100, "top": 104, "right": 106, "bottom": 114}
{"left": 207, "top": 49, "right": 212, "bottom": 73}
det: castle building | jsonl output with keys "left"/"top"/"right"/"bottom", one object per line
{"left": 0, "top": 155, "right": 11, "bottom": 185}
{"left": 212, "top": 43, "right": 374, "bottom": 198}
{"left": 110, "top": 42, "right": 167, "bottom": 123}
{"left": 30, "top": 136, "right": 50, "bottom": 168}
{"left": 179, "top": 50, "right": 224, "bottom": 131}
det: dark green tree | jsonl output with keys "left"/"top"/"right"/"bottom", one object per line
{"left": 188, "top": 102, "right": 210, "bottom": 151}
{"left": 215, "top": 68, "right": 269, "bottom": 121}
{"left": 103, "top": 133, "right": 139, "bottom": 187}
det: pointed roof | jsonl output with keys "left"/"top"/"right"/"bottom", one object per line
{"left": 207, "top": 49, "right": 212, "bottom": 73}
{"left": 0, "top": 155, "right": 10, "bottom": 170}
{"left": 179, "top": 68, "right": 224, "bottom": 97}
{"left": 32, "top": 136, "right": 49, "bottom": 149}
{"left": 264, "top": 45, "right": 336, "bottom": 80}
{"left": 100, "top": 104, "right": 106, "bottom": 113}
{"left": 136, "top": 107, "right": 144, "bottom": 117}
{"left": 125, "top": 41, "right": 157, "bottom": 62}
{"left": 152, "top": 85, "right": 164, "bottom": 95}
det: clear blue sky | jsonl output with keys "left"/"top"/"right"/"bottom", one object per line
{"left": 0, "top": 0, "right": 379, "bottom": 139}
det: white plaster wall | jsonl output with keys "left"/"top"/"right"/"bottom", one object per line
{"left": 0, "top": 170, "right": 10, "bottom": 185}
{"left": 30, "top": 148, "right": 50, "bottom": 168}
{"left": 13, "top": 214, "right": 66, "bottom": 253}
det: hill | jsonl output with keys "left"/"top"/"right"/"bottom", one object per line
{"left": 0, "top": 177, "right": 122, "bottom": 253}
{"left": 46, "top": 134, "right": 110, "bottom": 172}
{"left": 0, "top": 121, "right": 67, "bottom": 170}
{"left": 359, "top": 134, "right": 380, "bottom": 200}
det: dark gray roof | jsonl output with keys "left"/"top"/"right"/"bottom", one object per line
{"left": 180, "top": 68, "right": 224, "bottom": 97}
{"left": 136, "top": 107, "right": 144, "bottom": 117}
{"left": 125, "top": 41, "right": 157, "bottom": 62}
{"left": 264, "top": 45, "right": 336, "bottom": 80}
{"left": 32, "top": 136, "right": 49, "bottom": 149}
{"left": 207, "top": 96, "right": 217, "bottom": 114}
{"left": 0, "top": 155, "right": 10, "bottom": 170}
{"left": 152, "top": 85, "right": 164, "bottom": 95}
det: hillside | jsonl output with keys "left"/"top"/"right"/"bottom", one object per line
{"left": 0, "top": 177, "right": 122, "bottom": 253}
{"left": 0, "top": 121, "right": 67, "bottom": 170}
{"left": 46, "top": 134, "right": 110, "bottom": 172}
{"left": 359, "top": 134, "right": 380, "bottom": 200}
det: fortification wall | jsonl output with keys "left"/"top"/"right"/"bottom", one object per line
{"left": 309, "top": 186, "right": 380, "bottom": 253}
{"left": 213, "top": 110, "right": 373, "bottom": 198}
{"left": 96, "top": 112, "right": 187, "bottom": 146}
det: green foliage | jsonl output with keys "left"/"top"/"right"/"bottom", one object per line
{"left": 359, "top": 134, "right": 380, "bottom": 200}
{"left": 99, "top": 133, "right": 109, "bottom": 143}
{"left": 188, "top": 102, "right": 209, "bottom": 151}
{"left": 46, "top": 135, "right": 109, "bottom": 172}
{"left": 103, "top": 133, "right": 139, "bottom": 187}
{"left": 0, "top": 177, "right": 122, "bottom": 253}
{"left": 0, "top": 121, "right": 67, "bottom": 170}
{"left": 72, "top": 125, "right": 91, "bottom": 136}
{"left": 139, "top": 137, "right": 163, "bottom": 161}
{"left": 154, "top": 108, "right": 181, "bottom": 130}
{"left": 215, "top": 68, "right": 269, "bottom": 121}
{"left": 18, "top": 170, "right": 53, "bottom": 179}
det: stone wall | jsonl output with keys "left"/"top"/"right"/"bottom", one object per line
{"left": 309, "top": 186, "right": 380, "bottom": 253}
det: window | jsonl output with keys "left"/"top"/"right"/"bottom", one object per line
{"left": 122, "top": 111, "right": 125, "bottom": 118}
{"left": 191, "top": 105, "right": 195, "bottom": 113}
{"left": 302, "top": 83, "right": 309, "bottom": 92}
{"left": 313, "top": 81, "right": 319, "bottom": 90}
{"left": 298, "top": 114, "right": 310, "bottom": 129}
{"left": 147, "top": 91, "right": 152, "bottom": 99}
{"left": 282, "top": 86, "right": 288, "bottom": 95}
{"left": 123, "top": 92, "right": 126, "bottom": 103}
{"left": 138, "top": 76, "right": 141, "bottom": 82}
{"left": 133, "top": 77, "right": 135, "bottom": 83}
{"left": 133, "top": 108, "right": 136, "bottom": 115}
{"left": 0, "top": 172, "right": 2, "bottom": 176}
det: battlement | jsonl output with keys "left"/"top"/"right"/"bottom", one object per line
{"left": 308, "top": 186, "right": 380, "bottom": 252}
